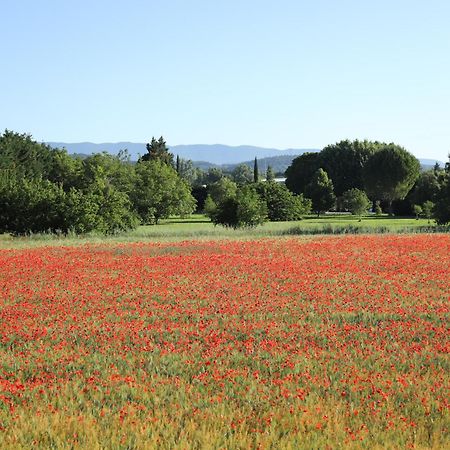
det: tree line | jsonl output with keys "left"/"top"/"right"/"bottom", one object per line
{"left": 0, "top": 132, "right": 195, "bottom": 234}
{"left": 0, "top": 131, "right": 310, "bottom": 234}
{"left": 285, "top": 140, "right": 450, "bottom": 223}
{"left": 1, "top": 131, "right": 449, "bottom": 235}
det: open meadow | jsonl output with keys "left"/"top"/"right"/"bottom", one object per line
{"left": 0, "top": 214, "right": 447, "bottom": 249}
{"left": 0, "top": 232, "right": 449, "bottom": 449}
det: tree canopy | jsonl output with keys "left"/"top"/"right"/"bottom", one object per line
{"left": 305, "top": 168, "right": 336, "bottom": 216}
{"left": 433, "top": 157, "right": 450, "bottom": 225}
{"left": 141, "top": 136, "right": 174, "bottom": 166}
{"left": 132, "top": 160, "right": 196, "bottom": 224}
{"left": 285, "top": 152, "right": 321, "bottom": 195}
{"left": 256, "top": 182, "right": 311, "bottom": 221}
{"left": 319, "top": 140, "right": 380, "bottom": 196}
{"left": 363, "top": 144, "right": 420, "bottom": 211}
{"left": 210, "top": 185, "right": 267, "bottom": 229}
{"left": 0, "top": 130, "right": 197, "bottom": 234}
{"left": 342, "top": 188, "right": 371, "bottom": 218}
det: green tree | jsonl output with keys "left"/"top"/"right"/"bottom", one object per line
{"left": 176, "top": 157, "right": 199, "bottom": 186}
{"left": 80, "top": 151, "right": 136, "bottom": 195}
{"left": 207, "top": 177, "right": 238, "bottom": 205}
{"left": 203, "top": 194, "right": 218, "bottom": 219}
{"left": 81, "top": 181, "right": 139, "bottom": 234}
{"left": 409, "top": 170, "right": 443, "bottom": 206}
{"left": 342, "top": 188, "right": 371, "bottom": 219}
{"left": 0, "top": 129, "right": 61, "bottom": 180}
{"left": 285, "top": 152, "right": 321, "bottom": 195}
{"left": 422, "top": 200, "right": 434, "bottom": 224}
{"left": 253, "top": 157, "right": 259, "bottom": 183}
{"left": 412, "top": 204, "right": 423, "bottom": 220}
{"left": 0, "top": 175, "right": 65, "bottom": 234}
{"left": 46, "top": 147, "right": 83, "bottom": 189}
{"left": 363, "top": 144, "right": 420, "bottom": 214}
{"left": 212, "top": 185, "right": 267, "bottom": 228}
{"left": 266, "top": 165, "right": 275, "bottom": 182}
{"left": 433, "top": 160, "right": 450, "bottom": 225}
{"left": 202, "top": 167, "right": 225, "bottom": 186}
{"left": 305, "top": 169, "right": 336, "bottom": 216}
{"left": 256, "top": 182, "right": 311, "bottom": 221}
{"left": 132, "top": 160, "right": 196, "bottom": 224}
{"left": 374, "top": 200, "right": 383, "bottom": 215}
{"left": 141, "top": 136, "right": 174, "bottom": 166}
{"left": 231, "top": 164, "right": 253, "bottom": 185}
{"left": 319, "top": 140, "right": 380, "bottom": 196}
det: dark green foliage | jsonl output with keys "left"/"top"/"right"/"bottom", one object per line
{"left": 363, "top": 144, "right": 420, "bottom": 211}
{"left": 176, "top": 157, "right": 199, "bottom": 186}
{"left": 0, "top": 174, "right": 138, "bottom": 235}
{"left": 200, "top": 167, "right": 224, "bottom": 185}
{"left": 0, "top": 130, "right": 153, "bottom": 235}
{"left": 211, "top": 185, "right": 267, "bottom": 228}
{"left": 409, "top": 170, "right": 444, "bottom": 206}
{"left": 46, "top": 147, "right": 83, "bottom": 189}
{"left": 433, "top": 165, "right": 450, "bottom": 225}
{"left": 207, "top": 178, "right": 238, "bottom": 205}
{"left": 266, "top": 165, "right": 275, "bottom": 182}
{"left": 374, "top": 201, "right": 382, "bottom": 215}
{"left": 80, "top": 151, "right": 136, "bottom": 194}
{"left": 203, "top": 195, "right": 218, "bottom": 219}
{"left": 0, "top": 130, "right": 52, "bottom": 179}
{"left": 391, "top": 198, "right": 413, "bottom": 216}
{"left": 305, "top": 169, "right": 336, "bottom": 216}
{"left": 285, "top": 152, "right": 321, "bottom": 195}
{"left": 141, "top": 136, "right": 174, "bottom": 166}
{"left": 131, "top": 160, "right": 196, "bottom": 224}
{"left": 342, "top": 188, "right": 371, "bottom": 217}
{"left": 412, "top": 204, "right": 423, "bottom": 219}
{"left": 0, "top": 176, "right": 66, "bottom": 234}
{"left": 231, "top": 164, "right": 253, "bottom": 185}
{"left": 253, "top": 157, "right": 259, "bottom": 183}
{"left": 191, "top": 186, "right": 208, "bottom": 212}
{"left": 319, "top": 140, "right": 380, "bottom": 196}
{"left": 78, "top": 181, "right": 140, "bottom": 234}
{"left": 256, "top": 181, "right": 311, "bottom": 221}
{"left": 422, "top": 200, "right": 434, "bottom": 223}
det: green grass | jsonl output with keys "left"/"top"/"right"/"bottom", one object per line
{"left": 0, "top": 214, "right": 448, "bottom": 249}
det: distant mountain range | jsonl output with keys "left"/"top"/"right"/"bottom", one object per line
{"left": 47, "top": 142, "right": 442, "bottom": 172}
{"left": 47, "top": 142, "right": 320, "bottom": 165}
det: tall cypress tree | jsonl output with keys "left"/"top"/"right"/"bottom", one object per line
{"left": 253, "top": 157, "right": 259, "bottom": 183}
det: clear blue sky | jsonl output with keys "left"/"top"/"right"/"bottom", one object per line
{"left": 1, "top": 0, "right": 449, "bottom": 161}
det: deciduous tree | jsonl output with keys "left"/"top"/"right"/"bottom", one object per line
{"left": 305, "top": 169, "right": 336, "bottom": 216}
{"left": 342, "top": 188, "right": 371, "bottom": 219}
{"left": 363, "top": 144, "right": 420, "bottom": 214}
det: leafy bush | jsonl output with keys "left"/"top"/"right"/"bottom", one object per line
{"left": 131, "top": 160, "right": 196, "bottom": 224}
{"left": 210, "top": 186, "right": 267, "bottom": 228}
{"left": 256, "top": 181, "right": 311, "bottom": 221}
{"left": 342, "top": 188, "right": 371, "bottom": 218}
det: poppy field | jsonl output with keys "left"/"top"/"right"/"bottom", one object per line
{"left": 0, "top": 235, "right": 449, "bottom": 449}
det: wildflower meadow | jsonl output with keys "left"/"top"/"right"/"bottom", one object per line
{"left": 0, "top": 235, "right": 448, "bottom": 449}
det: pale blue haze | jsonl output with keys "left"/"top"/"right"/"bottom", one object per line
{"left": 1, "top": 0, "right": 449, "bottom": 161}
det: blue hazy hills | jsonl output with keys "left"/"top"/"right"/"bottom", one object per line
{"left": 47, "top": 142, "right": 442, "bottom": 171}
